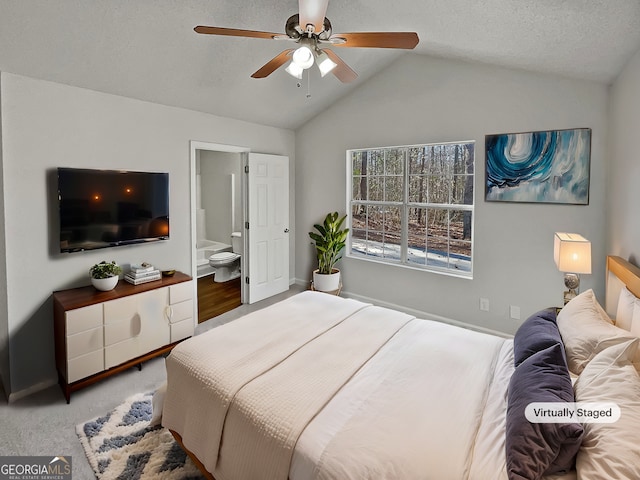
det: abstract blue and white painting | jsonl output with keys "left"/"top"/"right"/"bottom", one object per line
{"left": 485, "top": 128, "right": 591, "bottom": 204}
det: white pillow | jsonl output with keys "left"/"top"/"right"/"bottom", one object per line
{"left": 616, "top": 286, "right": 636, "bottom": 331}
{"left": 633, "top": 301, "right": 640, "bottom": 338}
{"left": 557, "top": 289, "right": 638, "bottom": 374}
{"left": 574, "top": 339, "right": 640, "bottom": 479}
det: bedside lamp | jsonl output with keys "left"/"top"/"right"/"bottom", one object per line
{"left": 554, "top": 232, "right": 592, "bottom": 305}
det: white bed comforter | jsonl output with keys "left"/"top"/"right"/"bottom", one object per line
{"left": 162, "top": 291, "right": 518, "bottom": 480}
{"left": 292, "top": 317, "right": 512, "bottom": 480}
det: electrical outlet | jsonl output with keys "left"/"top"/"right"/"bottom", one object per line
{"left": 510, "top": 305, "right": 521, "bottom": 320}
{"left": 480, "top": 298, "right": 490, "bottom": 312}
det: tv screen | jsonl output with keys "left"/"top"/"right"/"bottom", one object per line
{"left": 58, "top": 167, "right": 170, "bottom": 253}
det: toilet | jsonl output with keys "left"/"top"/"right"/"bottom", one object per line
{"left": 209, "top": 232, "right": 242, "bottom": 282}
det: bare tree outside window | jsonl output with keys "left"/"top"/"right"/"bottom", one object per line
{"left": 348, "top": 141, "right": 475, "bottom": 276}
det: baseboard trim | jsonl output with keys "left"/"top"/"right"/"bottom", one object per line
{"left": 7, "top": 378, "right": 57, "bottom": 404}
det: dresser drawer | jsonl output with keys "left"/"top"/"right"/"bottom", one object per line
{"left": 67, "top": 349, "right": 104, "bottom": 383}
{"left": 168, "top": 299, "right": 193, "bottom": 324}
{"left": 170, "top": 317, "right": 194, "bottom": 342}
{"left": 105, "top": 338, "right": 138, "bottom": 369}
{"left": 169, "top": 281, "right": 192, "bottom": 305}
{"left": 67, "top": 326, "right": 103, "bottom": 359}
{"left": 66, "top": 304, "right": 103, "bottom": 335}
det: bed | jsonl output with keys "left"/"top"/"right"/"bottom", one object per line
{"left": 159, "top": 255, "right": 640, "bottom": 480}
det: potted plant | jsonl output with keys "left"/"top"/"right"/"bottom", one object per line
{"left": 89, "top": 261, "right": 123, "bottom": 291}
{"left": 309, "top": 212, "right": 349, "bottom": 292}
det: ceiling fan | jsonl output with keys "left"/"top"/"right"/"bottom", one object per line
{"left": 194, "top": 0, "right": 419, "bottom": 83}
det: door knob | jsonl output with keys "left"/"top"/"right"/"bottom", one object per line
{"left": 284, "top": 228, "right": 289, "bottom": 233}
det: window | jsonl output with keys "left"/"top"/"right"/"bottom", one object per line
{"left": 348, "top": 141, "right": 475, "bottom": 277}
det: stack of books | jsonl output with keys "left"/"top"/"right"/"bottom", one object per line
{"left": 125, "top": 263, "right": 161, "bottom": 285}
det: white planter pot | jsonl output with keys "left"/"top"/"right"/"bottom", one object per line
{"left": 313, "top": 269, "right": 341, "bottom": 292}
{"left": 91, "top": 276, "right": 119, "bottom": 291}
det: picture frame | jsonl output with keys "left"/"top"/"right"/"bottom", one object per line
{"left": 485, "top": 128, "right": 591, "bottom": 204}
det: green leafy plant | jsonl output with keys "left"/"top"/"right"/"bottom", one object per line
{"left": 309, "top": 212, "right": 349, "bottom": 275}
{"left": 89, "top": 261, "right": 123, "bottom": 279}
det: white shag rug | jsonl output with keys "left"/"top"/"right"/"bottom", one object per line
{"left": 76, "top": 392, "right": 205, "bottom": 480}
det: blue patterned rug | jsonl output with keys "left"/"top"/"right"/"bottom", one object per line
{"left": 76, "top": 392, "right": 205, "bottom": 480}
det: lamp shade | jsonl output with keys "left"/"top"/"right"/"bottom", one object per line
{"left": 292, "top": 46, "right": 314, "bottom": 69}
{"left": 315, "top": 50, "right": 337, "bottom": 76}
{"left": 285, "top": 62, "right": 304, "bottom": 79}
{"left": 554, "top": 232, "right": 592, "bottom": 274}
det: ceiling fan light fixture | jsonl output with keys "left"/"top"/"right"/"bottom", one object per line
{"left": 285, "top": 61, "right": 304, "bottom": 79}
{"left": 292, "top": 45, "right": 314, "bottom": 69}
{"left": 315, "top": 49, "right": 337, "bottom": 76}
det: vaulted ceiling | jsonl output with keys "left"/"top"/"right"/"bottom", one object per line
{"left": 1, "top": 0, "right": 640, "bottom": 130}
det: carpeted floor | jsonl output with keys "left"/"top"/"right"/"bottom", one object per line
{"left": 77, "top": 392, "right": 205, "bottom": 480}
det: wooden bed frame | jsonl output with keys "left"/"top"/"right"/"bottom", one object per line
{"left": 168, "top": 255, "right": 640, "bottom": 480}
{"left": 607, "top": 255, "right": 640, "bottom": 297}
{"left": 170, "top": 429, "right": 216, "bottom": 480}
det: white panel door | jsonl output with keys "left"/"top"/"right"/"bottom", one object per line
{"left": 248, "top": 153, "right": 289, "bottom": 303}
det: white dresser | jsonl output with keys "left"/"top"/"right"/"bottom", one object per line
{"left": 53, "top": 272, "right": 193, "bottom": 402}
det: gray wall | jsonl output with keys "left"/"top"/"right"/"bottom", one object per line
{"left": 295, "top": 53, "right": 609, "bottom": 335}
{"left": 608, "top": 46, "right": 640, "bottom": 261}
{"left": 0, "top": 74, "right": 8, "bottom": 395}
{"left": 0, "top": 72, "right": 295, "bottom": 399}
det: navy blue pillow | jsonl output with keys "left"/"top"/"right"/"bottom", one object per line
{"left": 506, "top": 343, "right": 583, "bottom": 479}
{"left": 513, "top": 308, "right": 561, "bottom": 367}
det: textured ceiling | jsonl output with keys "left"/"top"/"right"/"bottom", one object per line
{"left": 1, "top": 0, "right": 639, "bottom": 130}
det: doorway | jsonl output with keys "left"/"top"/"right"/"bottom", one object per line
{"left": 191, "top": 143, "right": 248, "bottom": 323}
{"left": 189, "top": 142, "right": 291, "bottom": 325}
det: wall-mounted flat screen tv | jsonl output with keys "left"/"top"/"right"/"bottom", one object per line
{"left": 58, "top": 167, "right": 170, "bottom": 253}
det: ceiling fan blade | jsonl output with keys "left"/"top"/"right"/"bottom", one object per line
{"left": 324, "top": 50, "right": 358, "bottom": 83}
{"left": 298, "top": 0, "right": 330, "bottom": 34}
{"left": 194, "top": 26, "right": 281, "bottom": 40}
{"left": 331, "top": 32, "right": 419, "bottom": 49}
{"left": 251, "top": 49, "right": 295, "bottom": 78}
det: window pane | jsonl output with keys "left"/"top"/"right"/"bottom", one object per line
{"left": 427, "top": 175, "right": 451, "bottom": 204}
{"left": 385, "top": 149, "right": 404, "bottom": 175}
{"left": 452, "top": 174, "right": 473, "bottom": 205}
{"left": 450, "top": 240, "right": 472, "bottom": 272}
{"left": 408, "top": 147, "right": 427, "bottom": 175}
{"left": 451, "top": 145, "right": 465, "bottom": 175}
{"left": 449, "top": 209, "right": 472, "bottom": 241}
{"left": 368, "top": 150, "right": 385, "bottom": 175}
{"left": 352, "top": 176, "right": 365, "bottom": 201}
{"left": 408, "top": 175, "right": 427, "bottom": 204}
{"left": 368, "top": 176, "right": 384, "bottom": 201}
{"left": 352, "top": 152, "right": 365, "bottom": 176}
{"left": 385, "top": 177, "right": 403, "bottom": 202}
{"left": 351, "top": 205, "right": 366, "bottom": 229}
{"left": 461, "top": 144, "right": 475, "bottom": 174}
{"left": 407, "top": 207, "right": 427, "bottom": 265}
{"left": 426, "top": 145, "right": 446, "bottom": 175}
{"left": 367, "top": 205, "right": 384, "bottom": 231}
{"left": 426, "top": 208, "right": 448, "bottom": 268}
{"left": 350, "top": 228, "right": 368, "bottom": 256}
{"left": 426, "top": 236, "right": 448, "bottom": 268}
{"left": 385, "top": 206, "right": 401, "bottom": 232}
